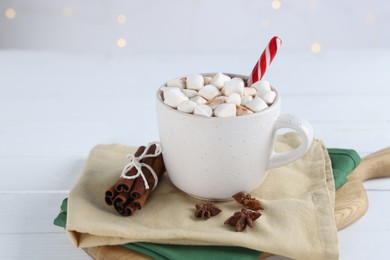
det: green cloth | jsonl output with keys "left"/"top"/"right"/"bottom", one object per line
{"left": 123, "top": 243, "right": 260, "bottom": 260}
{"left": 54, "top": 148, "right": 360, "bottom": 260}
{"left": 327, "top": 148, "right": 361, "bottom": 189}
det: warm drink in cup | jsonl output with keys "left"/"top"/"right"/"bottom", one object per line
{"left": 156, "top": 73, "right": 313, "bottom": 200}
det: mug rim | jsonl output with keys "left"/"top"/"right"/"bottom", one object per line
{"left": 156, "top": 72, "right": 280, "bottom": 121}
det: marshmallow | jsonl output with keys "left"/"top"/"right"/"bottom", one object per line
{"left": 181, "top": 89, "right": 198, "bottom": 98}
{"left": 231, "top": 77, "right": 245, "bottom": 83}
{"left": 203, "top": 76, "right": 212, "bottom": 85}
{"left": 167, "top": 78, "right": 185, "bottom": 89}
{"left": 257, "top": 90, "right": 276, "bottom": 104}
{"left": 223, "top": 79, "right": 244, "bottom": 96}
{"left": 214, "top": 103, "right": 237, "bottom": 118}
{"left": 243, "top": 87, "right": 257, "bottom": 96}
{"left": 194, "top": 104, "right": 213, "bottom": 117}
{"left": 190, "top": 95, "right": 207, "bottom": 104}
{"left": 186, "top": 74, "right": 204, "bottom": 91}
{"left": 163, "top": 88, "right": 189, "bottom": 108}
{"left": 226, "top": 93, "right": 241, "bottom": 106}
{"left": 251, "top": 80, "right": 271, "bottom": 93}
{"left": 241, "top": 95, "right": 253, "bottom": 106}
{"left": 244, "top": 96, "right": 268, "bottom": 112}
{"left": 211, "top": 73, "right": 231, "bottom": 89}
{"left": 177, "top": 100, "right": 197, "bottom": 113}
{"left": 198, "top": 85, "right": 221, "bottom": 101}
{"left": 206, "top": 96, "right": 226, "bottom": 110}
{"left": 236, "top": 105, "right": 254, "bottom": 116}
{"left": 161, "top": 86, "right": 180, "bottom": 99}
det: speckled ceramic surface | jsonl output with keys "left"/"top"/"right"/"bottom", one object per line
{"left": 156, "top": 74, "right": 313, "bottom": 200}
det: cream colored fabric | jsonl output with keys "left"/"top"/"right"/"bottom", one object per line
{"left": 66, "top": 133, "right": 338, "bottom": 260}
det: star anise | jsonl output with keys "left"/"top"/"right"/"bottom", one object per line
{"left": 232, "top": 192, "right": 264, "bottom": 211}
{"left": 194, "top": 202, "right": 222, "bottom": 219}
{"left": 224, "top": 209, "right": 261, "bottom": 232}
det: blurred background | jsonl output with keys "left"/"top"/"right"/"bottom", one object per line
{"left": 1, "top": 0, "right": 389, "bottom": 52}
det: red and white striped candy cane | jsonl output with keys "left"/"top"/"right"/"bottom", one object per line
{"left": 247, "top": 36, "right": 282, "bottom": 86}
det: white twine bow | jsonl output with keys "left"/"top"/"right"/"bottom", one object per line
{"left": 120, "top": 142, "right": 162, "bottom": 191}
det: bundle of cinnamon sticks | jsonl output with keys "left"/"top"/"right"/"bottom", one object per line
{"left": 105, "top": 143, "right": 165, "bottom": 216}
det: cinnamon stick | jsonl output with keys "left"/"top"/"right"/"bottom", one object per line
{"left": 104, "top": 143, "right": 166, "bottom": 216}
{"left": 124, "top": 203, "right": 139, "bottom": 216}
{"left": 129, "top": 145, "right": 157, "bottom": 199}
{"left": 104, "top": 185, "right": 117, "bottom": 205}
{"left": 104, "top": 146, "right": 145, "bottom": 207}
{"left": 152, "top": 149, "right": 166, "bottom": 179}
{"left": 113, "top": 191, "right": 131, "bottom": 214}
{"left": 129, "top": 145, "right": 166, "bottom": 209}
{"left": 131, "top": 189, "right": 151, "bottom": 209}
{"left": 115, "top": 146, "right": 146, "bottom": 192}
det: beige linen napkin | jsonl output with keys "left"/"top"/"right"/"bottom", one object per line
{"left": 66, "top": 133, "right": 338, "bottom": 260}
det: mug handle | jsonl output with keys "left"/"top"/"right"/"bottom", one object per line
{"left": 268, "top": 113, "right": 314, "bottom": 169}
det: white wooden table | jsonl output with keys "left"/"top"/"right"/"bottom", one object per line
{"left": 1, "top": 50, "right": 389, "bottom": 259}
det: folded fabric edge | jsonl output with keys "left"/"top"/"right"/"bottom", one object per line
{"left": 53, "top": 198, "right": 263, "bottom": 259}
{"left": 310, "top": 141, "right": 339, "bottom": 259}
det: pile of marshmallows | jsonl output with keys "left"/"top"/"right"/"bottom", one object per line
{"left": 160, "top": 73, "right": 277, "bottom": 117}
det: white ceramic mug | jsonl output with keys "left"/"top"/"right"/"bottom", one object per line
{"left": 156, "top": 73, "right": 314, "bottom": 200}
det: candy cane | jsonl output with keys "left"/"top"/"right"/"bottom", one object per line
{"left": 247, "top": 36, "right": 282, "bottom": 86}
